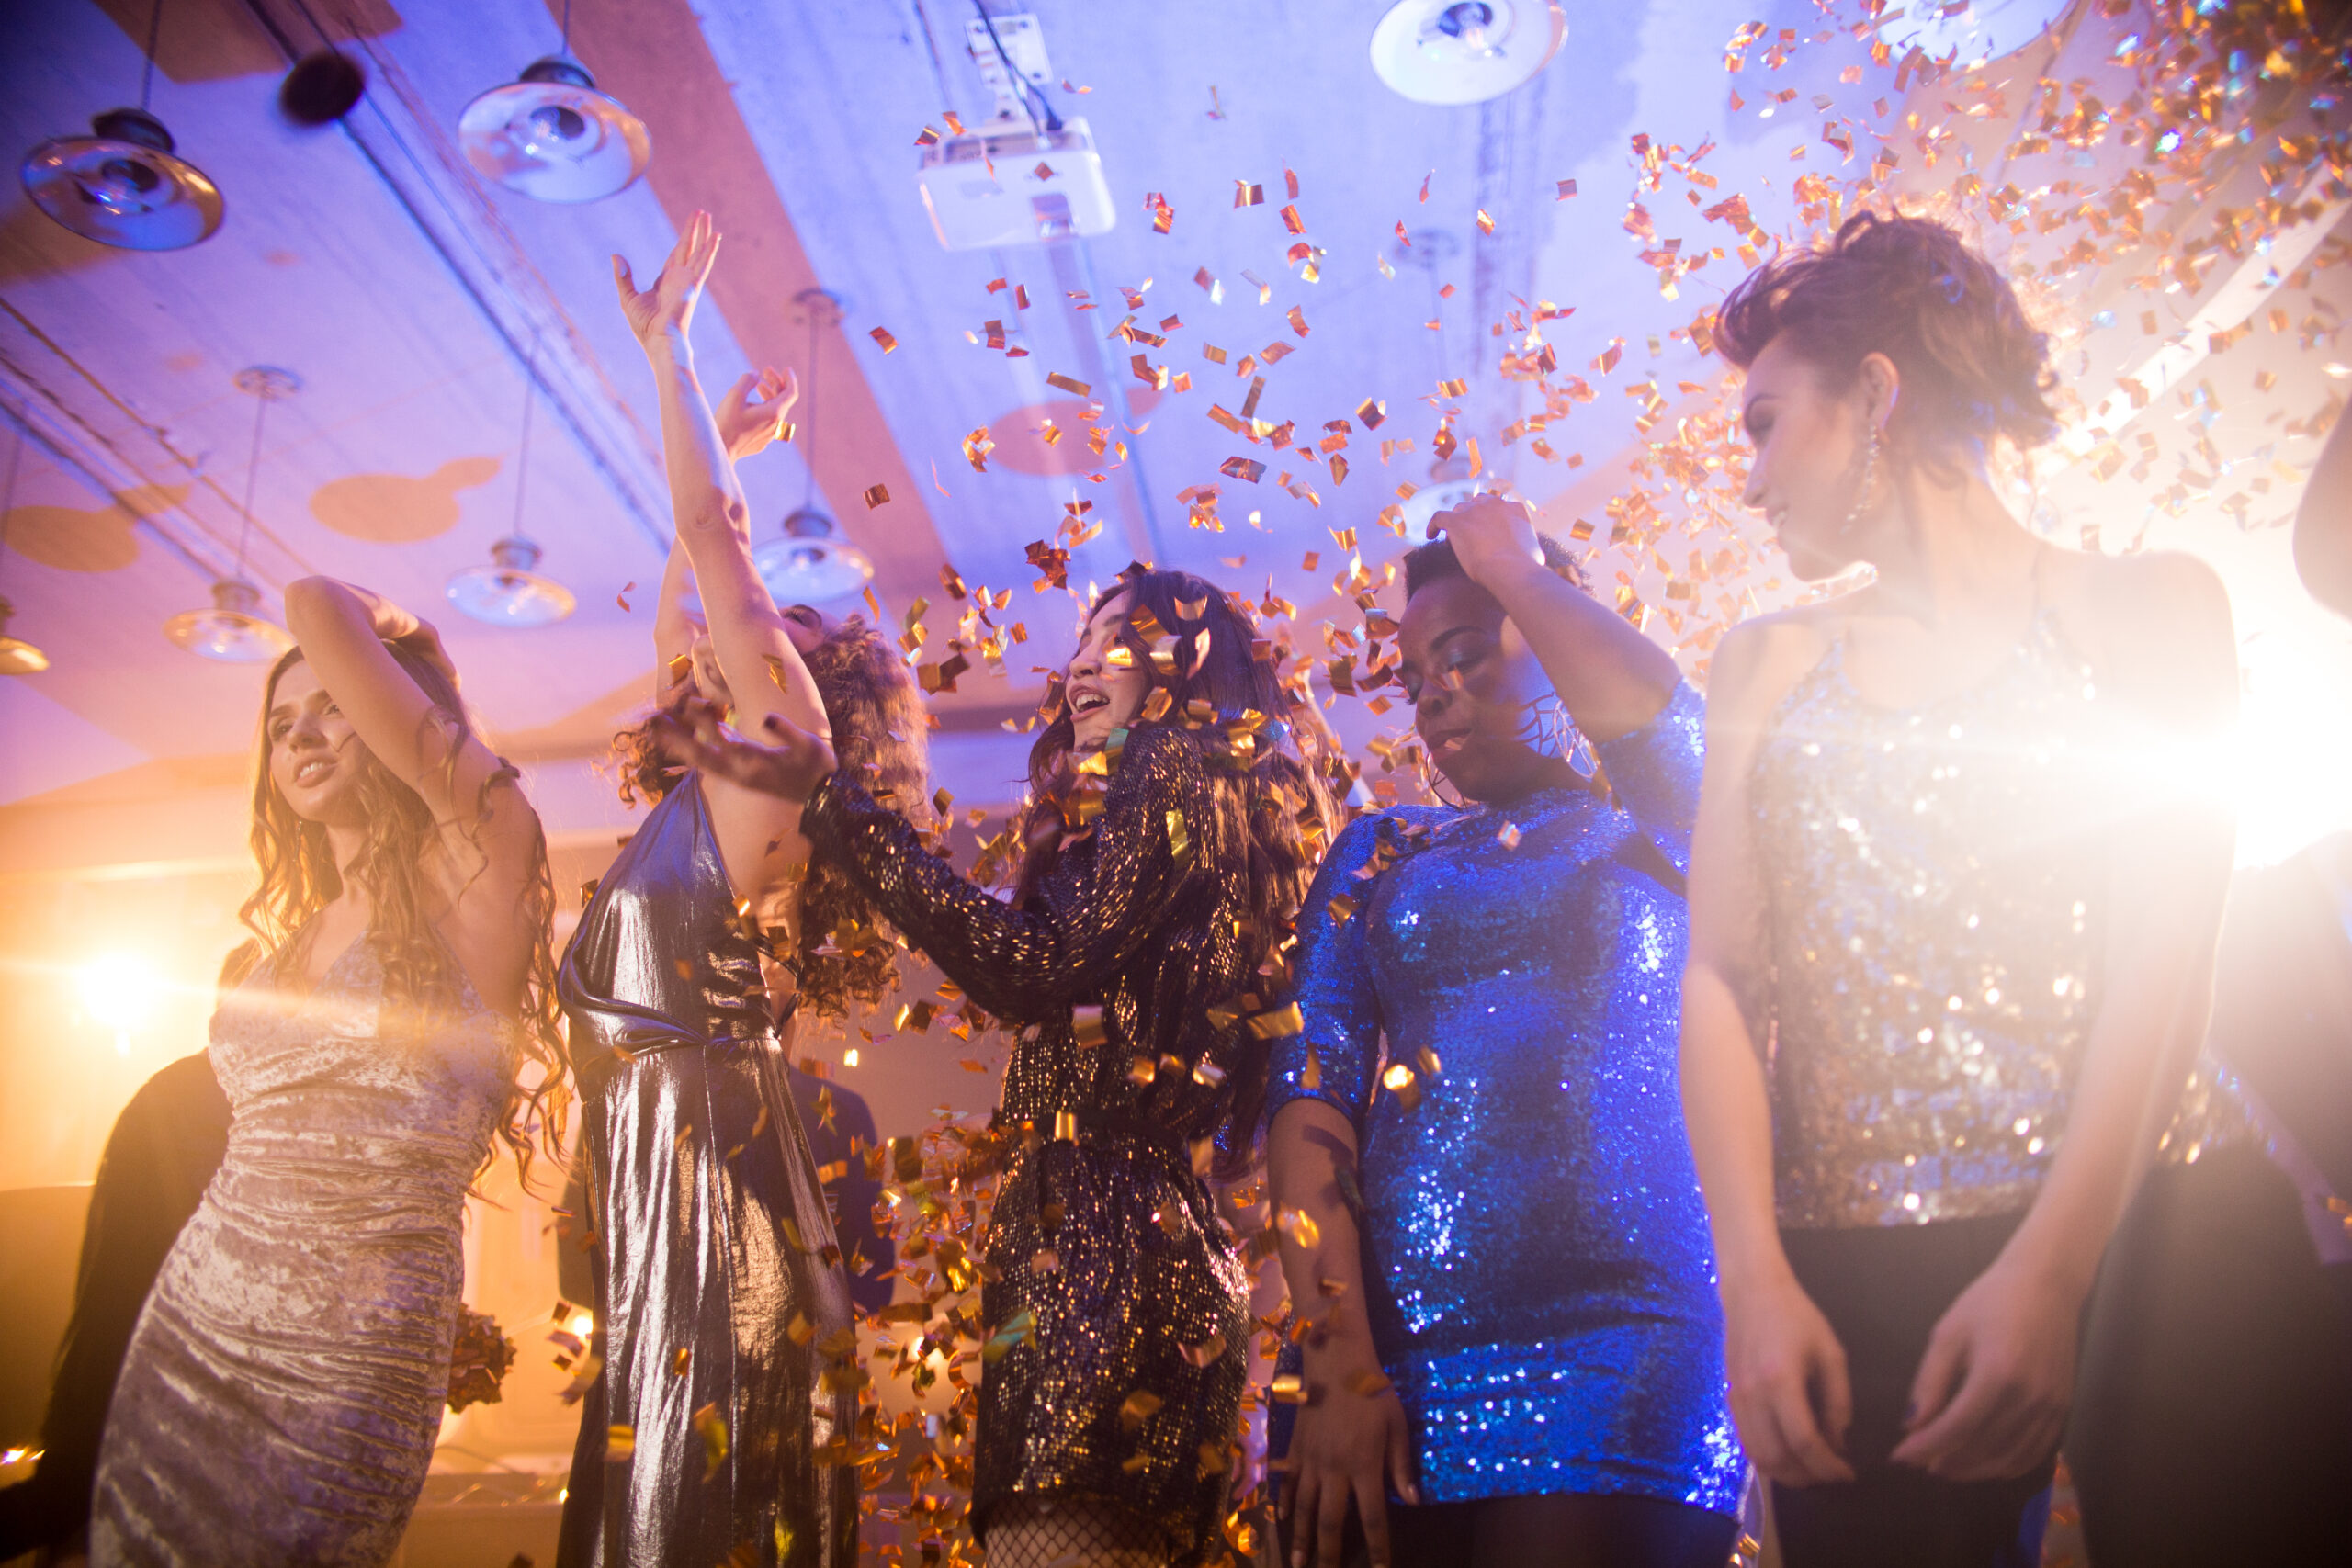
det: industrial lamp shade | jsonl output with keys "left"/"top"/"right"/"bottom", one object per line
{"left": 458, "top": 58, "right": 650, "bottom": 203}
{"left": 20, "top": 107, "right": 224, "bottom": 251}
{"left": 1369, "top": 1, "right": 1566, "bottom": 106}
{"left": 164, "top": 578, "right": 295, "bottom": 663}
{"left": 752, "top": 507, "right": 875, "bottom": 605}
{"left": 447, "top": 536, "right": 576, "bottom": 627}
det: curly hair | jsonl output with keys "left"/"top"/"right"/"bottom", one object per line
{"left": 1017, "top": 565, "right": 1341, "bottom": 1175}
{"left": 1715, "top": 209, "right": 2060, "bottom": 480}
{"left": 234, "top": 644, "right": 567, "bottom": 1191}
{"left": 612, "top": 616, "right": 931, "bottom": 1017}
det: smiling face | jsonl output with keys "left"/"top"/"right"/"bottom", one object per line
{"left": 1397, "top": 574, "right": 1564, "bottom": 805}
{"left": 1065, "top": 589, "right": 1151, "bottom": 753}
{"left": 265, "top": 660, "right": 368, "bottom": 826}
{"left": 1739, "top": 335, "right": 1888, "bottom": 582}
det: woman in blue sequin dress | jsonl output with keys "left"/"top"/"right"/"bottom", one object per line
{"left": 1267, "top": 495, "right": 1744, "bottom": 1568}
{"left": 1679, "top": 212, "right": 2239, "bottom": 1567}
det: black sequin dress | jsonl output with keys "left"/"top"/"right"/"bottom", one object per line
{"left": 800, "top": 725, "right": 1251, "bottom": 1563}
{"left": 555, "top": 773, "right": 856, "bottom": 1568}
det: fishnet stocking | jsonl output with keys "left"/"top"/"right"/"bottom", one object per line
{"left": 985, "top": 1494, "right": 1171, "bottom": 1568}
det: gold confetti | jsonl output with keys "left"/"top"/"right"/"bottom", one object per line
{"left": 1556, "top": 178, "right": 1577, "bottom": 198}
{"left": 1271, "top": 1372, "right": 1306, "bottom": 1404}
{"left": 693, "top": 1401, "right": 729, "bottom": 1480}
{"left": 1475, "top": 208, "right": 1495, "bottom": 234}
{"left": 616, "top": 581, "right": 635, "bottom": 612}
{"left": 1072, "top": 1004, "right": 1108, "bottom": 1046}
{"left": 672, "top": 1346, "right": 691, "bottom": 1376}
{"left": 1497, "top": 821, "right": 1521, "bottom": 850}
{"left": 605, "top": 1423, "right": 636, "bottom": 1461}
{"left": 667, "top": 652, "right": 692, "bottom": 686}
{"left": 1046, "top": 371, "right": 1091, "bottom": 396}
{"left": 868, "top": 326, "right": 897, "bottom": 353}
{"left": 1120, "top": 1389, "right": 1166, "bottom": 1427}
{"left": 862, "top": 484, "right": 890, "bottom": 508}
{"left": 1348, "top": 1369, "right": 1395, "bottom": 1396}
{"left": 1182, "top": 1332, "right": 1228, "bottom": 1368}
{"left": 763, "top": 654, "right": 789, "bottom": 694}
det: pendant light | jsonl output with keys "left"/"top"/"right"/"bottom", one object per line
{"left": 458, "top": 0, "right": 650, "bottom": 204}
{"left": 0, "top": 407, "right": 51, "bottom": 675}
{"left": 1369, "top": 1, "right": 1566, "bottom": 106}
{"left": 164, "top": 368, "right": 298, "bottom": 662}
{"left": 21, "top": 0, "right": 223, "bottom": 251}
{"left": 447, "top": 342, "right": 575, "bottom": 627}
{"left": 752, "top": 289, "right": 874, "bottom": 606}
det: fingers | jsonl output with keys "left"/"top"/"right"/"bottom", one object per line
{"left": 1354, "top": 1477, "right": 1392, "bottom": 1568}
{"left": 1902, "top": 1320, "right": 1968, "bottom": 1439}
{"left": 1286, "top": 1468, "right": 1318, "bottom": 1567}
{"left": 611, "top": 254, "right": 635, "bottom": 301}
{"left": 1770, "top": 1375, "right": 1855, "bottom": 1483}
{"left": 1313, "top": 1473, "right": 1350, "bottom": 1568}
{"left": 1815, "top": 1338, "right": 1854, "bottom": 1461}
{"left": 1384, "top": 1405, "right": 1419, "bottom": 1508}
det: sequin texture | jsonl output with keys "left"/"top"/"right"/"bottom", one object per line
{"left": 1749, "top": 615, "right": 2115, "bottom": 1229}
{"left": 1268, "top": 685, "right": 1744, "bottom": 1514}
{"left": 802, "top": 725, "right": 1254, "bottom": 1563}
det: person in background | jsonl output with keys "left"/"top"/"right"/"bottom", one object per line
{"left": 1265, "top": 494, "right": 1742, "bottom": 1568}
{"left": 0, "top": 1052, "right": 229, "bottom": 1562}
{"left": 659, "top": 562, "right": 1340, "bottom": 1568}
{"left": 786, "top": 1065, "right": 896, "bottom": 1318}
{"left": 1677, "top": 210, "right": 2238, "bottom": 1568}
{"left": 90, "top": 576, "right": 564, "bottom": 1567}
{"left": 554, "top": 211, "right": 927, "bottom": 1568}
{"left": 2058, "top": 401, "right": 2352, "bottom": 1568}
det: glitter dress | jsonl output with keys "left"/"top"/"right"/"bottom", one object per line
{"left": 800, "top": 725, "right": 1252, "bottom": 1563}
{"left": 556, "top": 773, "right": 856, "bottom": 1568}
{"left": 90, "top": 931, "right": 514, "bottom": 1566}
{"left": 1268, "top": 683, "right": 1747, "bottom": 1515}
{"left": 1750, "top": 611, "right": 2116, "bottom": 1230}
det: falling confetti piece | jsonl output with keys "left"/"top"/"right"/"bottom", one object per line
{"left": 1417, "top": 171, "right": 1431, "bottom": 202}
{"left": 1234, "top": 181, "right": 1263, "bottom": 208}
{"left": 763, "top": 655, "right": 790, "bottom": 693}
{"left": 869, "top": 326, "right": 897, "bottom": 352}
{"left": 667, "top": 652, "right": 692, "bottom": 686}
{"left": 693, "top": 1402, "right": 729, "bottom": 1480}
{"left": 1476, "top": 208, "right": 1495, "bottom": 235}
{"left": 605, "top": 1424, "right": 635, "bottom": 1461}
{"left": 863, "top": 484, "right": 890, "bottom": 508}
{"left": 1497, "top": 821, "right": 1521, "bottom": 849}
{"left": 1556, "top": 178, "right": 1577, "bottom": 198}
{"left": 1046, "top": 371, "right": 1091, "bottom": 396}
{"left": 914, "top": 126, "right": 941, "bottom": 147}
{"left": 1072, "top": 1004, "right": 1108, "bottom": 1046}
{"left": 1119, "top": 1390, "right": 1166, "bottom": 1427}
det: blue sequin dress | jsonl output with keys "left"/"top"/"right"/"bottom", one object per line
{"left": 1267, "top": 683, "right": 1744, "bottom": 1515}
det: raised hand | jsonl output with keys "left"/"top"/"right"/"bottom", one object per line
{"left": 614, "top": 209, "right": 720, "bottom": 351}
{"left": 716, "top": 366, "right": 799, "bottom": 463}
{"left": 1425, "top": 492, "right": 1544, "bottom": 592}
{"left": 653, "top": 694, "right": 836, "bottom": 805}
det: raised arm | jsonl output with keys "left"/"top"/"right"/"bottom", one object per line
{"left": 615, "top": 212, "right": 824, "bottom": 749}
{"left": 1679, "top": 613, "right": 1855, "bottom": 1487}
{"left": 1430, "top": 494, "right": 1681, "bottom": 743}
{"left": 1891, "top": 552, "right": 2239, "bottom": 1481}
{"left": 280, "top": 577, "right": 533, "bottom": 858}
{"left": 2293, "top": 402, "right": 2352, "bottom": 619}
{"left": 1265, "top": 816, "right": 1416, "bottom": 1568}
{"left": 651, "top": 365, "right": 800, "bottom": 696}
{"left": 798, "top": 725, "right": 1205, "bottom": 1025}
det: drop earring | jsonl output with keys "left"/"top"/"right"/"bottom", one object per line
{"left": 1838, "top": 422, "right": 1883, "bottom": 537}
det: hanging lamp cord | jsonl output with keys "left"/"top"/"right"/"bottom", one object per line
{"left": 139, "top": 0, "right": 164, "bottom": 112}
{"left": 233, "top": 384, "right": 270, "bottom": 582}
{"left": 512, "top": 337, "right": 540, "bottom": 545}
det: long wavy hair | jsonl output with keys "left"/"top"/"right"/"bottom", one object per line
{"left": 613, "top": 615, "right": 931, "bottom": 1016}
{"left": 1017, "top": 565, "right": 1340, "bottom": 1173}
{"left": 233, "top": 644, "right": 567, "bottom": 1189}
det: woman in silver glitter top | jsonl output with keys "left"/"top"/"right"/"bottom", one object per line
{"left": 1679, "top": 211, "right": 2238, "bottom": 1566}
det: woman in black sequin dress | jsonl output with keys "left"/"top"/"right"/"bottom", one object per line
{"left": 666, "top": 564, "right": 1340, "bottom": 1567}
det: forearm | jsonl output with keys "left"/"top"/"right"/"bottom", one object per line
{"left": 644, "top": 330, "right": 747, "bottom": 547}
{"left": 285, "top": 575, "right": 413, "bottom": 644}
{"left": 653, "top": 538, "right": 695, "bottom": 693}
{"left": 1268, "top": 1100, "right": 1375, "bottom": 1351}
{"left": 1680, "top": 964, "right": 1792, "bottom": 1296}
{"left": 1485, "top": 559, "right": 1679, "bottom": 743}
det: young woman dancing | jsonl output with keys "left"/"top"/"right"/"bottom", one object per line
{"left": 1266, "top": 494, "right": 1744, "bottom": 1568}
{"left": 663, "top": 564, "right": 1339, "bottom": 1568}
{"left": 554, "top": 212, "right": 925, "bottom": 1568}
{"left": 90, "top": 581, "right": 563, "bottom": 1566}
{"left": 1679, "top": 210, "right": 2238, "bottom": 1567}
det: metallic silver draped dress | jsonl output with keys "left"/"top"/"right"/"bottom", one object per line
{"left": 555, "top": 773, "right": 855, "bottom": 1568}
{"left": 90, "top": 930, "right": 514, "bottom": 1566}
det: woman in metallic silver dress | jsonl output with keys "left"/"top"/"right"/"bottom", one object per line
{"left": 1678, "top": 211, "right": 2239, "bottom": 1566}
{"left": 90, "top": 579, "right": 566, "bottom": 1566}
{"left": 552, "top": 211, "right": 925, "bottom": 1568}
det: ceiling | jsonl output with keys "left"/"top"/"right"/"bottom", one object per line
{"left": 3, "top": 0, "right": 2351, "bottom": 875}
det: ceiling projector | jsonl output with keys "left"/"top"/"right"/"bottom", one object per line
{"left": 919, "top": 117, "right": 1115, "bottom": 250}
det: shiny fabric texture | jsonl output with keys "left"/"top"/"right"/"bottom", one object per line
{"left": 1749, "top": 612, "right": 2118, "bottom": 1229}
{"left": 1267, "top": 683, "right": 1745, "bottom": 1515}
{"left": 801, "top": 724, "right": 1251, "bottom": 1564}
{"left": 90, "top": 931, "right": 514, "bottom": 1566}
{"left": 556, "top": 773, "right": 855, "bottom": 1568}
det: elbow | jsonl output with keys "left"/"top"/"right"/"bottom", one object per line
{"left": 280, "top": 576, "right": 346, "bottom": 634}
